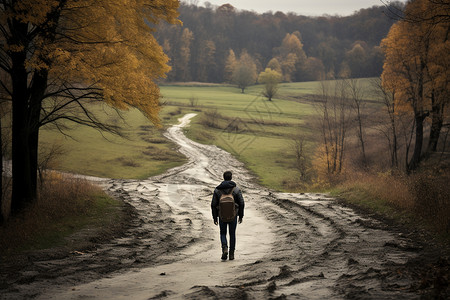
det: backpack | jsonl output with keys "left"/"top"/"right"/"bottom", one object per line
{"left": 218, "top": 187, "right": 237, "bottom": 222}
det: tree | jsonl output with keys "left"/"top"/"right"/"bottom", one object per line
{"left": 266, "top": 58, "right": 282, "bottom": 76}
{"left": 382, "top": 0, "right": 450, "bottom": 24}
{"left": 381, "top": 0, "right": 450, "bottom": 171}
{"left": 224, "top": 49, "right": 237, "bottom": 83}
{"left": 258, "top": 68, "right": 282, "bottom": 101}
{"left": 196, "top": 39, "right": 217, "bottom": 82}
{"left": 232, "top": 50, "right": 257, "bottom": 93}
{"left": 178, "top": 28, "right": 194, "bottom": 81}
{"left": 0, "top": 0, "right": 180, "bottom": 215}
{"left": 372, "top": 78, "right": 400, "bottom": 169}
{"left": 345, "top": 79, "right": 367, "bottom": 166}
{"left": 161, "top": 39, "right": 174, "bottom": 81}
{"left": 313, "top": 80, "right": 351, "bottom": 175}
{"left": 345, "top": 43, "right": 367, "bottom": 78}
{"left": 301, "top": 57, "right": 325, "bottom": 81}
{"left": 274, "top": 32, "right": 307, "bottom": 82}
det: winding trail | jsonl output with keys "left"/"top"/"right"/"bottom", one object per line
{"left": 1, "top": 114, "right": 426, "bottom": 299}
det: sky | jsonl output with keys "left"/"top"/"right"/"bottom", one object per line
{"left": 199, "top": 0, "right": 405, "bottom": 16}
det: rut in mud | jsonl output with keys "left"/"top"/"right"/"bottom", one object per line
{"left": 0, "top": 114, "right": 446, "bottom": 299}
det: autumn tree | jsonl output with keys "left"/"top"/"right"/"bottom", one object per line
{"left": 266, "top": 58, "right": 282, "bottom": 75}
{"left": 313, "top": 80, "right": 351, "bottom": 175}
{"left": 258, "top": 68, "right": 282, "bottom": 101}
{"left": 232, "top": 50, "right": 257, "bottom": 93}
{"left": 345, "top": 43, "right": 367, "bottom": 78}
{"left": 0, "top": 0, "right": 180, "bottom": 215}
{"left": 224, "top": 49, "right": 237, "bottom": 83}
{"left": 274, "top": 32, "right": 307, "bottom": 82}
{"left": 178, "top": 28, "right": 194, "bottom": 82}
{"left": 161, "top": 39, "right": 173, "bottom": 81}
{"left": 381, "top": 0, "right": 450, "bottom": 171}
{"left": 301, "top": 57, "right": 326, "bottom": 81}
{"left": 196, "top": 39, "right": 217, "bottom": 82}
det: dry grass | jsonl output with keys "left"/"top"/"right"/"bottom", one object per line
{"left": 408, "top": 171, "right": 450, "bottom": 233}
{"left": 335, "top": 170, "right": 450, "bottom": 236}
{"left": 0, "top": 172, "right": 119, "bottom": 255}
{"left": 114, "top": 156, "right": 141, "bottom": 167}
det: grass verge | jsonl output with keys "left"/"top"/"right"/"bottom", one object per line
{"left": 329, "top": 171, "right": 450, "bottom": 243}
{"left": 0, "top": 173, "right": 123, "bottom": 257}
{"left": 39, "top": 104, "right": 188, "bottom": 179}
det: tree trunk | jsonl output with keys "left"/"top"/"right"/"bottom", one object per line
{"left": 408, "top": 57, "right": 426, "bottom": 172}
{"left": 391, "top": 119, "right": 399, "bottom": 168}
{"left": 408, "top": 112, "right": 425, "bottom": 171}
{"left": 10, "top": 21, "right": 36, "bottom": 214}
{"left": 28, "top": 69, "right": 48, "bottom": 194}
{"left": 427, "top": 93, "right": 444, "bottom": 153}
{"left": 11, "top": 92, "right": 34, "bottom": 214}
{"left": 0, "top": 114, "right": 3, "bottom": 224}
{"left": 356, "top": 111, "right": 366, "bottom": 167}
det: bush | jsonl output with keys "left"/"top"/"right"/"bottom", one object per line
{"left": 199, "top": 109, "right": 222, "bottom": 129}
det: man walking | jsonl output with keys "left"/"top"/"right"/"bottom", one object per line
{"left": 211, "top": 171, "right": 245, "bottom": 260}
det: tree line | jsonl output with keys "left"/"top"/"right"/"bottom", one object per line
{"left": 154, "top": 1, "right": 402, "bottom": 83}
{"left": 312, "top": 0, "right": 449, "bottom": 177}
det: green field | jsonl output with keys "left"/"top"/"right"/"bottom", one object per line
{"left": 40, "top": 79, "right": 376, "bottom": 190}
{"left": 39, "top": 105, "right": 188, "bottom": 179}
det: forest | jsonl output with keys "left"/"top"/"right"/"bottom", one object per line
{"left": 154, "top": 1, "right": 402, "bottom": 83}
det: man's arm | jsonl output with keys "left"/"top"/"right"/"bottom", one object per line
{"left": 211, "top": 189, "right": 219, "bottom": 225}
{"left": 235, "top": 188, "right": 245, "bottom": 223}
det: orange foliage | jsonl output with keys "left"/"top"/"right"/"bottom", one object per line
{"left": 381, "top": 0, "right": 450, "bottom": 115}
{"left": 12, "top": 0, "right": 181, "bottom": 125}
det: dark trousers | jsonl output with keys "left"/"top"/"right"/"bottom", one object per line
{"left": 219, "top": 216, "right": 237, "bottom": 251}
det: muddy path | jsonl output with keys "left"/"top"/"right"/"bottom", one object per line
{"left": 0, "top": 114, "right": 448, "bottom": 299}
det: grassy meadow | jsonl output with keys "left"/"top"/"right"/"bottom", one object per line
{"left": 160, "top": 83, "right": 319, "bottom": 190}
{"left": 39, "top": 104, "right": 187, "bottom": 179}
{"left": 39, "top": 79, "right": 371, "bottom": 189}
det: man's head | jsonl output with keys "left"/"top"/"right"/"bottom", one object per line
{"left": 223, "top": 171, "right": 232, "bottom": 181}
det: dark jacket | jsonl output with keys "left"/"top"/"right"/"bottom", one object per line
{"left": 211, "top": 180, "right": 245, "bottom": 222}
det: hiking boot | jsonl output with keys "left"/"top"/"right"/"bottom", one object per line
{"left": 221, "top": 246, "right": 228, "bottom": 260}
{"left": 229, "top": 250, "right": 235, "bottom": 260}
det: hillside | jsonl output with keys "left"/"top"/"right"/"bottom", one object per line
{"left": 154, "top": 2, "right": 402, "bottom": 83}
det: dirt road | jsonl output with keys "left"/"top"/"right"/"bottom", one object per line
{"left": 0, "top": 114, "right": 447, "bottom": 299}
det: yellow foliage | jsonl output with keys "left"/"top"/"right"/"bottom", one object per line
{"left": 381, "top": 0, "right": 450, "bottom": 115}
{"left": 258, "top": 68, "right": 282, "bottom": 84}
{"left": 6, "top": 0, "right": 181, "bottom": 126}
{"left": 275, "top": 32, "right": 307, "bottom": 82}
{"left": 311, "top": 143, "right": 330, "bottom": 180}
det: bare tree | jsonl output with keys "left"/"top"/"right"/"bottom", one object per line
{"left": 372, "top": 78, "right": 399, "bottom": 169}
{"left": 314, "top": 80, "right": 352, "bottom": 175}
{"left": 345, "top": 78, "right": 367, "bottom": 167}
{"left": 37, "top": 143, "right": 66, "bottom": 189}
{"left": 381, "top": 0, "right": 450, "bottom": 25}
{"left": 291, "top": 135, "right": 308, "bottom": 180}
